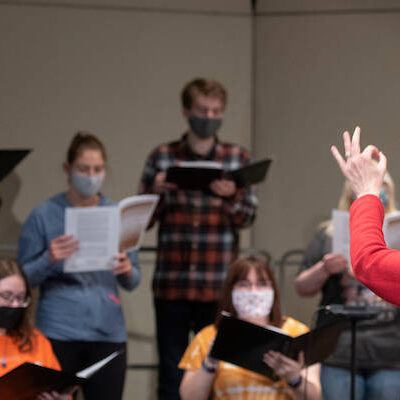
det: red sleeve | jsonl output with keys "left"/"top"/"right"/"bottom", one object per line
{"left": 350, "top": 194, "right": 400, "bottom": 306}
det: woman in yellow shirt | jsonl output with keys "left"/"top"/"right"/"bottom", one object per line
{"left": 179, "top": 256, "right": 321, "bottom": 400}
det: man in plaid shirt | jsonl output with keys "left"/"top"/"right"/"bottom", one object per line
{"left": 139, "top": 78, "right": 258, "bottom": 400}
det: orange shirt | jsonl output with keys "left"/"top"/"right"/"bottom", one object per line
{"left": 0, "top": 329, "right": 61, "bottom": 377}
{"left": 179, "top": 317, "right": 309, "bottom": 400}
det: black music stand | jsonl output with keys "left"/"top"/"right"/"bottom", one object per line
{"left": 0, "top": 149, "right": 31, "bottom": 209}
{"left": 324, "top": 305, "right": 381, "bottom": 400}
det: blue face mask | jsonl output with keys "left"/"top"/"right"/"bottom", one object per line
{"left": 71, "top": 172, "right": 105, "bottom": 197}
{"left": 379, "top": 187, "right": 389, "bottom": 209}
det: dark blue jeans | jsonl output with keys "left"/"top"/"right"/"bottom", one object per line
{"left": 154, "top": 298, "right": 218, "bottom": 400}
{"left": 321, "top": 365, "right": 400, "bottom": 400}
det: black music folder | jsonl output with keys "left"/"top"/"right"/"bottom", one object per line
{"left": 166, "top": 158, "right": 272, "bottom": 191}
{"left": 0, "top": 150, "right": 31, "bottom": 183}
{"left": 0, "top": 350, "right": 121, "bottom": 399}
{"left": 209, "top": 312, "right": 345, "bottom": 380}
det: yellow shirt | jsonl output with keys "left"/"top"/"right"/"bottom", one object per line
{"left": 179, "top": 317, "right": 309, "bottom": 400}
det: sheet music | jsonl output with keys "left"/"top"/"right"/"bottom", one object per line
{"left": 64, "top": 206, "right": 119, "bottom": 273}
{"left": 332, "top": 209, "right": 400, "bottom": 262}
{"left": 332, "top": 209, "right": 350, "bottom": 261}
{"left": 176, "top": 161, "right": 222, "bottom": 169}
{"left": 118, "top": 195, "right": 159, "bottom": 251}
{"left": 76, "top": 351, "right": 121, "bottom": 379}
{"left": 383, "top": 212, "right": 400, "bottom": 250}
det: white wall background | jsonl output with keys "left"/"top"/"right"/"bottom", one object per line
{"left": 2, "top": 0, "right": 400, "bottom": 398}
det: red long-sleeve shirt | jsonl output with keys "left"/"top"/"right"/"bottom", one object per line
{"left": 350, "top": 194, "right": 400, "bottom": 306}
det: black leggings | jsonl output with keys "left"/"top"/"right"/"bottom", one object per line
{"left": 50, "top": 339, "right": 126, "bottom": 400}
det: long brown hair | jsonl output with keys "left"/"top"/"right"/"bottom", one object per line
{"left": 0, "top": 259, "right": 34, "bottom": 352}
{"left": 216, "top": 256, "right": 283, "bottom": 328}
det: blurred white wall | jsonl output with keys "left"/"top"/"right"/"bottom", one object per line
{"left": 2, "top": 0, "right": 400, "bottom": 397}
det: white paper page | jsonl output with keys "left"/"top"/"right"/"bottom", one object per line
{"left": 383, "top": 212, "right": 400, "bottom": 250}
{"left": 176, "top": 161, "right": 222, "bottom": 169}
{"left": 64, "top": 206, "right": 119, "bottom": 273}
{"left": 118, "top": 194, "right": 159, "bottom": 251}
{"left": 332, "top": 209, "right": 350, "bottom": 262}
{"left": 76, "top": 350, "right": 121, "bottom": 379}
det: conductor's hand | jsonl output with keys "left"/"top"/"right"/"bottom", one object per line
{"left": 210, "top": 179, "right": 236, "bottom": 197}
{"left": 152, "top": 172, "right": 177, "bottom": 194}
{"left": 331, "top": 126, "right": 386, "bottom": 198}
{"left": 322, "top": 253, "right": 348, "bottom": 276}
{"left": 263, "top": 351, "right": 304, "bottom": 383}
{"left": 49, "top": 235, "right": 78, "bottom": 263}
{"left": 112, "top": 252, "right": 132, "bottom": 277}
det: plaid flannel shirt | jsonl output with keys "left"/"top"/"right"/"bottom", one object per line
{"left": 139, "top": 134, "right": 258, "bottom": 301}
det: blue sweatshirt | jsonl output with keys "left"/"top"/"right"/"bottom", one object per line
{"left": 18, "top": 193, "right": 140, "bottom": 342}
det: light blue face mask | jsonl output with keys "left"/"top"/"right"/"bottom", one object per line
{"left": 379, "top": 187, "right": 389, "bottom": 209}
{"left": 71, "top": 172, "right": 105, "bottom": 197}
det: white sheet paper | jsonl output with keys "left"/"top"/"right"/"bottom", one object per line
{"left": 63, "top": 195, "right": 159, "bottom": 273}
{"left": 332, "top": 209, "right": 350, "bottom": 262}
{"left": 119, "top": 194, "right": 159, "bottom": 251}
{"left": 332, "top": 209, "right": 400, "bottom": 262}
{"left": 64, "top": 206, "right": 119, "bottom": 273}
{"left": 383, "top": 211, "right": 400, "bottom": 250}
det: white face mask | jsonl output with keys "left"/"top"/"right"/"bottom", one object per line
{"left": 232, "top": 288, "right": 274, "bottom": 319}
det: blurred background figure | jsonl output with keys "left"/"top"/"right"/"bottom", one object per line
{"left": 295, "top": 174, "right": 400, "bottom": 400}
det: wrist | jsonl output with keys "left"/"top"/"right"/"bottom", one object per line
{"left": 202, "top": 357, "right": 218, "bottom": 374}
{"left": 287, "top": 375, "right": 302, "bottom": 389}
{"left": 321, "top": 260, "right": 330, "bottom": 278}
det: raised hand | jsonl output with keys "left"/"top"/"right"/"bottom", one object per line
{"left": 331, "top": 127, "right": 386, "bottom": 198}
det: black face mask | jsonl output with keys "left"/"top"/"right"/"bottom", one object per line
{"left": 0, "top": 307, "right": 24, "bottom": 330}
{"left": 188, "top": 115, "right": 222, "bottom": 139}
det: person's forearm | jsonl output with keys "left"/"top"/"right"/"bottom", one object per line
{"left": 19, "top": 250, "right": 55, "bottom": 287}
{"left": 350, "top": 195, "right": 400, "bottom": 306}
{"left": 295, "top": 261, "right": 329, "bottom": 297}
{"left": 180, "top": 369, "right": 214, "bottom": 400}
{"left": 117, "top": 251, "right": 141, "bottom": 290}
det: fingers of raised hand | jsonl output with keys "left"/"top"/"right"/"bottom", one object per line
{"left": 330, "top": 146, "right": 347, "bottom": 175}
{"left": 351, "top": 126, "right": 361, "bottom": 155}
{"left": 343, "top": 130, "right": 351, "bottom": 156}
{"left": 378, "top": 151, "right": 387, "bottom": 172}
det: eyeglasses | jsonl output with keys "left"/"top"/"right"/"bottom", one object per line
{"left": 0, "top": 292, "right": 31, "bottom": 307}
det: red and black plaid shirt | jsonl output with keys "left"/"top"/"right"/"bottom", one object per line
{"left": 139, "top": 134, "right": 258, "bottom": 302}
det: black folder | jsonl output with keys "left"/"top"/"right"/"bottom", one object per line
{"left": 0, "top": 350, "right": 121, "bottom": 399}
{"left": 209, "top": 313, "right": 345, "bottom": 380}
{"left": 166, "top": 158, "right": 272, "bottom": 191}
{"left": 0, "top": 150, "right": 31, "bottom": 183}
{"left": 0, "top": 363, "right": 85, "bottom": 400}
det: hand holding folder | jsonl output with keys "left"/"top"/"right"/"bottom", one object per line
{"left": 209, "top": 313, "right": 345, "bottom": 381}
{"left": 166, "top": 158, "right": 272, "bottom": 192}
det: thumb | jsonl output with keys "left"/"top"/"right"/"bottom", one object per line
{"left": 378, "top": 151, "right": 387, "bottom": 172}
